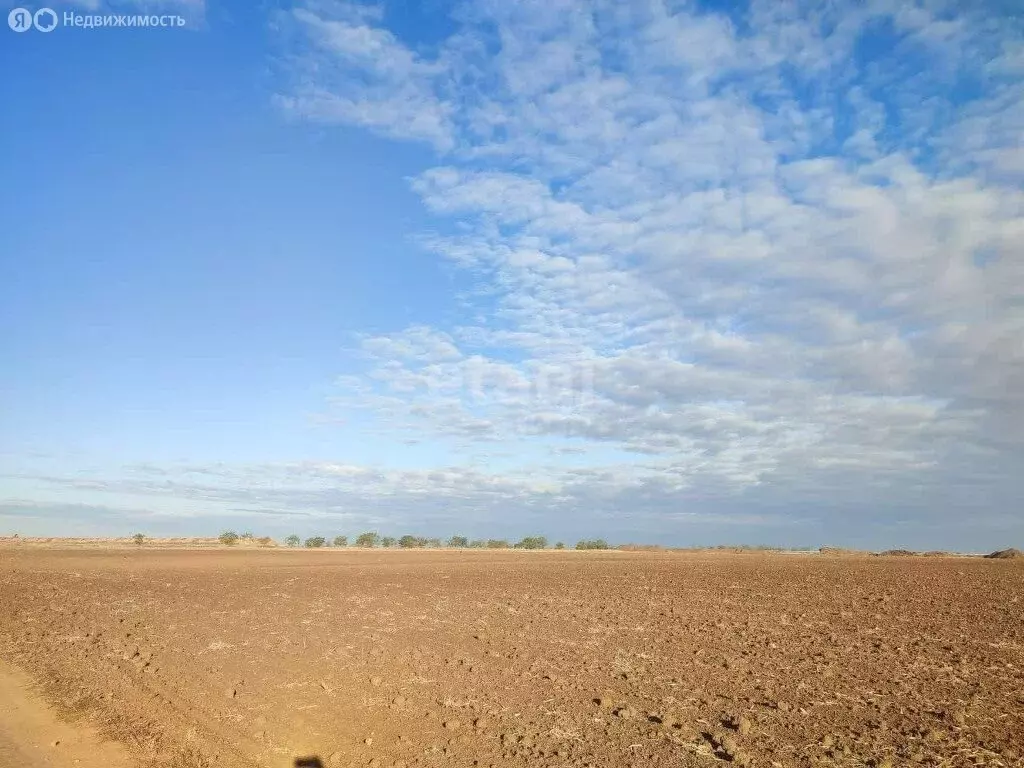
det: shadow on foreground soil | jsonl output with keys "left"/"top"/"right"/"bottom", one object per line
{"left": 294, "top": 758, "right": 323, "bottom": 768}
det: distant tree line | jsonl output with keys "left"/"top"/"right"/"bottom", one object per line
{"left": 132, "top": 534, "right": 1002, "bottom": 557}
{"left": 131, "top": 530, "right": 614, "bottom": 551}
{"left": 256, "top": 531, "right": 611, "bottom": 550}
{"left": 215, "top": 531, "right": 274, "bottom": 547}
{"left": 286, "top": 532, "right": 561, "bottom": 549}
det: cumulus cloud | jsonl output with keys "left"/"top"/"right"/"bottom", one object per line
{"left": 6, "top": 0, "right": 1020, "bottom": 547}
{"left": 269, "top": 0, "right": 1024, "bottom": 541}
{"left": 273, "top": 4, "right": 454, "bottom": 147}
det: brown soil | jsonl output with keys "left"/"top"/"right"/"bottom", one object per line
{"left": 0, "top": 549, "right": 1021, "bottom": 768}
{"left": 876, "top": 549, "right": 918, "bottom": 557}
{"left": 0, "top": 655, "right": 135, "bottom": 767}
{"left": 818, "top": 547, "right": 870, "bottom": 556}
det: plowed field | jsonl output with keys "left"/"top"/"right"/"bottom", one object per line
{"left": 0, "top": 549, "right": 1021, "bottom": 768}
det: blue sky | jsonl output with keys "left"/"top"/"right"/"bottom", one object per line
{"left": 1, "top": 0, "right": 1022, "bottom": 550}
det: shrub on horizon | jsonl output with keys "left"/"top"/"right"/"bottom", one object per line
{"left": 515, "top": 536, "right": 548, "bottom": 550}
{"left": 355, "top": 531, "right": 380, "bottom": 548}
{"left": 219, "top": 531, "right": 240, "bottom": 546}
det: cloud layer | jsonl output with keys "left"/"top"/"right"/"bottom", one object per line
{"left": 5, "top": 0, "right": 1021, "bottom": 547}
{"left": 268, "top": 0, "right": 1024, "bottom": 543}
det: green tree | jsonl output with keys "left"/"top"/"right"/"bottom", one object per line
{"left": 447, "top": 535, "right": 469, "bottom": 548}
{"left": 575, "top": 539, "right": 609, "bottom": 550}
{"left": 240, "top": 532, "right": 254, "bottom": 540}
{"left": 554, "top": 541, "right": 565, "bottom": 550}
{"left": 426, "top": 537, "right": 442, "bottom": 548}
{"left": 304, "top": 536, "right": 326, "bottom": 548}
{"left": 486, "top": 539, "right": 510, "bottom": 549}
{"left": 332, "top": 535, "right": 348, "bottom": 547}
{"left": 515, "top": 536, "right": 548, "bottom": 549}
{"left": 469, "top": 539, "right": 486, "bottom": 548}
{"left": 132, "top": 533, "right": 146, "bottom": 546}
{"left": 219, "top": 531, "right": 240, "bottom": 546}
{"left": 380, "top": 536, "right": 396, "bottom": 548}
{"left": 355, "top": 531, "right": 379, "bottom": 548}
{"left": 284, "top": 534, "right": 300, "bottom": 547}
{"left": 398, "top": 535, "right": 420, "bottom": 548}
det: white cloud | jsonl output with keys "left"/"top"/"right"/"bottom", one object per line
{"left": 26, "top": 0, "right": 1013, "bottom": 544}
{"left": 274, "top": 5, "right": 454, "bottom": 148}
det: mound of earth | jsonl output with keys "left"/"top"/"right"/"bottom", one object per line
{"left": 878, "top": 549, "right": 918, "bottom": 556}
{"left": 820, "top": 547, "right": 869, "bottom": 556}
{"left": 985, "top": 548, "right": 1023, "bottom": 559}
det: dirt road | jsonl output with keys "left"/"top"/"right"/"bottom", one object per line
{"left": 0, "top": 548, "right": 1021, "bottom": 768}
{"left": 0, "top": 654, "right": 135, "bottom": 767}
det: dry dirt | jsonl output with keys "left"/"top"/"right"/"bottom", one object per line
{"left": 0, "top": 653, "right": 135, "bottom": 767}
{"left": 0, "top": 548, "right": 1021, "bottom": 768}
